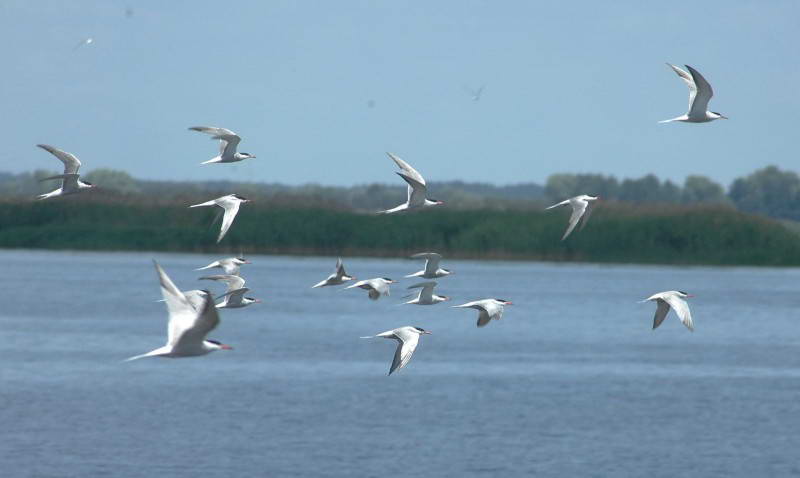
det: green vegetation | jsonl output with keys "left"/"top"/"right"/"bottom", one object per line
{"left": 1, "top": 196, "right": 798, "bottom": 266}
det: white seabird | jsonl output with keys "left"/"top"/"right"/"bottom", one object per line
{"left": 546, "top": 195, "right": 599, "bottom": 240}
{"left": 660, "top": 64, "right": 727, "bottom": 123}
{"left": 360, "top": 326, "right": 432, "bottom": 375}
{"left": 126, "top": 261, "right": 232, "bottom": 361}
{"left": 189, "top": 194, "right": 250, "bottom": 243}
{"left": 189, "top": 126, "right": 256, "bottom": 164}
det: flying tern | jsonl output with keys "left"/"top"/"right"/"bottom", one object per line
{"left": 200, "top": 274, "right": 261, "bottom": 309}
{"left": 196, "top": 257, "right": 251, "bottom": 276}
{"left": 402, "top": 281, "right": 449, "bottom": 305}
{"left": 660, "top": 64, "right": 727, "bottom": 123}
{"left": 452, "top": 299, "right": 512, "bottom": 327}
{"left": 344, "top": 278, "right": 396, "bottom": 300}
{"left": 406, "top": 252, "right": 451, "bottom": 279}
{"left": 379, "top": 153, "right": 443, "bottom": 214}
{"left": 35, "top": 144, "right": 96, "bottom": 199}
{"left": 360, "top": 326, "right": 431, "bottom": 375}
{"left": 189, "top": 194, "right": 250, "bottom": 243}
{"left": 126, "top": 261, "right": 232, "bottom": 361}
{"left": 312, "top": 257, "right": 355, "bottom": 288}
{"left": 74, "top": 37, "right": 93, "bottom": 50}
{"left": 642, "top": 290, "right": 694, "bottom": 331}
{"left": 189, "top": 126, "right": 256, "bottom": 164}
{"left": 546, "top": 195, "right": 599, "bottom": 240}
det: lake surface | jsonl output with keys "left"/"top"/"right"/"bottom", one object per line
{"left": 1, "top": 250, "right": 799, "bottom": 477}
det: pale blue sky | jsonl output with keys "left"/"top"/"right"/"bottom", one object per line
{"left": 2, "top": 1, "right": 798, "bottom": 186}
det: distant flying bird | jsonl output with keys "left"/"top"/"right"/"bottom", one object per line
{"left": 466, "top": 84, "right": 485, "bottom": 101}
{"left": 312, "top": 257, "right": 355, "bottom": 288}
{"left": 660, "top": 64, "right": 727, "bottom": 123}
{"left": 125, "top": 261, "right": 232, "bottom": 361}
{"left": 35, "top": 144, "right": 96, "bottom": 199}
{"left": 360, "top": 326, "right": 431, "bottom": 375}
{"left": 406, "top": 252, "right": 451, "bottom": 279}
{"left": 344, "top": 278, "right": 396, "bottom": 300}
{"left": 641, "top": 290, "right": 694, "bottom": 331}
{"left": 403, "top": 281, "right": 449, "bottom": 305}
{"left": 196, "top": 257, "right": 251, "bottom": 276}
{"left": 546, "top": 195, "right": 599, "bottom": 240}
{"left": 73, "top": 37, "right": 93, "bottom": 50}
{"left": 189, "top": 126, "right": 256, "bottom": 164}
{"left": 200, "top": 274, "right": 260, "bottom": 309}
{"left": 379, "top": 153, "right": 443, "bottom": 214}
{"left": 453, "top": 299, "right": 512, "bottom": 328}
{"left": 189, "top": 194, "right": 250, "bottom": 243}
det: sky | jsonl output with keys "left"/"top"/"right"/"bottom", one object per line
{"left": 1, "top": 1, "right": 799, "bottom": 187}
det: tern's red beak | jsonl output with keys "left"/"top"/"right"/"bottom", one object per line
{"left": 220, "top": 344, "right": 233, "bottom": 350}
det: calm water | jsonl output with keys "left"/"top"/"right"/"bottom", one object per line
{"left": 1, "top": 250, "right": 799, "bottom": 477}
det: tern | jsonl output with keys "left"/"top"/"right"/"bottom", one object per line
{"left": 125, "top": 261, "right": 232, "bottom": 361}
{"left": 403, "top": 281, "right": 449, "bottom": 305}
{"left": 344, "top": 278, "right": 396, "bottom": 300}
{"left": 74, "top": 37, "right": 93, "bottom": 50}
{"left": 546, "top": 195, "right": 599, "bottom": 240}
{"left": 378, "top": 153, "right": 443, "bottom": 214}
{"left": 189, "top": 194, "right": 250, "bottom": 243}
{"left": 35, "top": 144, "right": 96, "bottom": 200}
{"left": 452, "top": 299, "right": 512, "bottom": 327}
{"left": 196, "top": 257, "right": 251, "bottom": 276}
{"left": 189, "top": 126, "right": 256, "bottom": 164}
{"left": 406, "top": 252, "right": 451, "bottom": 279}
{"left": 360, "top": 326, "right": 432, "bottom": 375}
{"left": 200, "top": 274, "right": 261, "bottom": 309}
{"left": 312, "top": 257, "right": 355, "bottom": 288}
{"left": 466, "top": 84, "right": 485, "bottom": 101}
{"left": 660, "top": 64, "right": 727, "bottom": 123}
{"left": 642, "top": 290, "right": 694, "bottom": 331}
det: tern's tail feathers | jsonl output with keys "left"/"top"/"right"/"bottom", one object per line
{"left": 189, "top": 200, "right": 216, "bottom": 208}
{"left": 359, "top": 336, "right": 375, "bottom": 339}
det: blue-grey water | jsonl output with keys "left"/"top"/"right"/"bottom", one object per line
{"left": 1, "top": 250, "right": 799, "bottom": 477}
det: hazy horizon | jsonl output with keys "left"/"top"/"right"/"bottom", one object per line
{"left": 2, "top": 1, "right": 799, "bottom": 187}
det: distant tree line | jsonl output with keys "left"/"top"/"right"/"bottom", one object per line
{"left": 1, "top": 165, "right": 798, "bottom": 221}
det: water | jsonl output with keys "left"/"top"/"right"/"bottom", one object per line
{"left": 1, "top": 250, "right": 799, "bottom": 477}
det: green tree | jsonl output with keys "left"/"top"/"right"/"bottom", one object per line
{"left": 84, "top": 168, "right": 141, "bottom": 194}
{"left": 728, "top": 166, "right": 800, "bottom": 220}
{"left": 682, "top": 175, "right": 727, "bottom": 204}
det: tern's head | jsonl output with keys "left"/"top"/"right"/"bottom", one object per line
{"left": 241, "top": 152, "right": 256, "bottom": 159}
{"left": 440, "top": 295, "right": 451, "bottom": 302}
{"left": 246, "top": 297, "right": 262, "bottom": 304}
{"left": 677, "top": 290, "right": 694, "bottom": 298}
{"left": 711, "top": 112, "right": 728, "bottom": 120}
{"left": 413, "top": 327, "right": 432, "bottom": 335}
{"left": 234, "top": 257, "right": 251, "bottom": 265}
{"left": 495, "top": 299, "right": 513, "bottom": 305}
{"left": 232, "top": 194, "right": 250, "bottom": 203}
{"left": 430, "top": 198, "right": 444, "bottom": 205}
{"left": 205, "top": 339, "right": 233, "bottom": 350}
{"left": 382, "top": 277, "right": 396, "bottom": 283}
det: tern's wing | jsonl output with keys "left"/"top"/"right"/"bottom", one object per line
{"left": 408, "top": 281, "right": 436, "bottom": 302}
{"left": 685, "top": 65, "right": 714, "bottom": 118}
{"left": 389, "top": 329, "right": 421, "bottom": 375}
{"left": 412, "top": 252, "right": 442, "bottom": 276}
{"left": 663, "top": 294, "right": 694, "bottom": 331}
{"left": 200, "top": 274, "right": 245, "bottom": 292}
{"left": 37, "top": 144, "right": 82, "bottom": 174}
{"left": 153, "top": 261, "right": 217, "bottom": 348}
{"left": 579, "top": 202, "right": 594, "bottom": 231}
{"left": 217, "top": 199, "right": 242, "bottom": 243}
{"left": 335, "top": 257, "right": 347, "bottom": 278}
{"left": 216, "top": 134, "right": 241, "bottom": 158}
{"left": 562, "top": 200, "right": 588, "bottom": 240}
{"left": 652, "top": 299, "right": 671, "bottom": 330}
{"left": 189, "top": 126, "right": 237, "bottom": 138}
{"left": 666, "top": 63, "right": 698, "bottom": 115}
{"left": 387, "top": 152, "right": 426, "bottom": 186}
{"left": 476, "top": 309, "right": 492, "bottom": 327}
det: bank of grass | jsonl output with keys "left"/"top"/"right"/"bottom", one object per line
{"left": 0, "top": 196, "right": 798, "bottom": 266}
